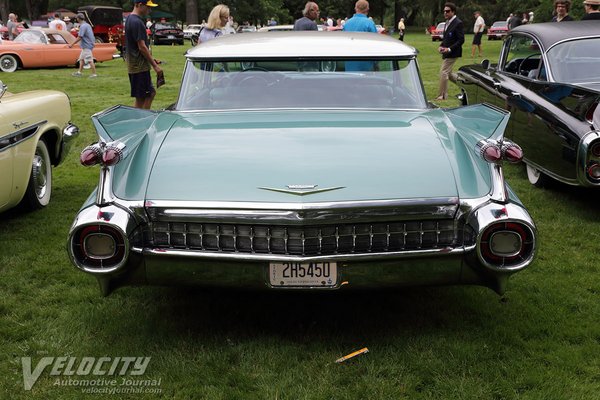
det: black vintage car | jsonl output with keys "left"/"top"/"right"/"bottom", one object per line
{"left": 151, "top": 22, "right": 184, "bottom": 45}
{"left": 456, "top": 22, "right": 600, "bottom": 188}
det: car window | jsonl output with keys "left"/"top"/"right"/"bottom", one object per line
{"left": 503, "top": 35, "right": 542, "bottom": 78}
{"left": 177, "top": 58, "right": 427, "bottom": 111}
{"left": 547, "top": 38, "right": 600, "bottom": 84}
{"left": 47, "top": 33, "right": 67, "bottom": 44}
{"left": 13, "top": 30, "right": 46, "bottom": 44}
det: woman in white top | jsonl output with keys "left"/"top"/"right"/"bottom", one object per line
{"left": 198, "top": 4, "right": 230, "bottom": 43}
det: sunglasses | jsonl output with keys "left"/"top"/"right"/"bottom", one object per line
{"left": 443, "top": 9, "right": 452, "bottom": 13}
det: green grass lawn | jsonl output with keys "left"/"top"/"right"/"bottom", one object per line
{"left": 1, "top": 34, "right": 599, "bottom": 399}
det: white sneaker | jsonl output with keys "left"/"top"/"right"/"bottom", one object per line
{"left": 72, "top": 71, "right": 82, "bottom": 77}
{"left": 88, "top": 74, "right": 98, "bottom": 78}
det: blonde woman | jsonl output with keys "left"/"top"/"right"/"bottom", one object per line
{"left": 198, "top": 4, "right": 230, "bottom": 43}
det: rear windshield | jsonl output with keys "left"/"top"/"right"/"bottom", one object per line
{"left": 176, "top": 58, "right": 427, "bottom": 111}
{"left": 547, "top": 38, "right": 600, "bottom": 84}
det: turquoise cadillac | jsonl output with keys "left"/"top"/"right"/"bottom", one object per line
{"left": 68, "top": 32, "right": 536, "bottom": 296}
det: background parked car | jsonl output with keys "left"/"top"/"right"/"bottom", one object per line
{"left": 431, "top": 22, "right": 445, "bottom": 41}
{"left": 151, "top": 22, "right": 184, "bottom": 45}
{"left": 258, "top": 25, "right": 293, "bottom": 32}
{"left": 456, "top": 22, "right": 600, "bottom": 188}
{"left": 487, "top": 21, "right": 509, "bottom": 40}
{"left": 237, "top": 25, "right": 257, "bottom": 33}
{"left": 0, "top": 81, "right": 78, "bottom": 213}
{"left": 76, "top": 5, "right": 125, "bottom": 50}
{"left": 0, "top": 28, "right": 118, "bottom": 72}
{"left": 183, "top": 24, "right": 203, "bottom": 41}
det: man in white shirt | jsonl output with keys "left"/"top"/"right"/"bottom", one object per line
{"left": 48, "top": 13, "right": 67, "bottom": 31}
{"left": 471, "top": 11, "right": 485, "bottom": 58}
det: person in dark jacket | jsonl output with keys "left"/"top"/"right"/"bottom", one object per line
{"left": 582, "top": 0, "right": 600, "bottom": 20}
{"left": 436, "top": 2, "right": 464, "bottom": 101}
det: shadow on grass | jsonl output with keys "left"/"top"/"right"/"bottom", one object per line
{"left": 84, "top": 284, "right": 518, "bottom": 350}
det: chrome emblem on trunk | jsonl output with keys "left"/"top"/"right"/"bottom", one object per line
{"left": 259, "top": 185, "right": 345, "bottom": 196}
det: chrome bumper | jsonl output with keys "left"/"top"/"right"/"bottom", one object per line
{"left": 58, "top": 123, "right": 79, "bottom": 164}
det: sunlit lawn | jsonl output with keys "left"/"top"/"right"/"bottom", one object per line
{"left": 1, "top": 32, "right": 599, "bottom": 399}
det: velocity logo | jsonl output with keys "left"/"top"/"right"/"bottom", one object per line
{"left": 21, "top": 357, "right": 151, "bottom": 390}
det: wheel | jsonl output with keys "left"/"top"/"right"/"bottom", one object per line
{"left": 0, "top": 54, "right": 19, "bottom": 72}
{"left": 94, "top": 36, "right": 104, "bottom": 43}
{"left": 24, "top": 140, "right": 52, "bottom": 209}
{"left": 526, "top": 164, "right": 549, "bottom": 188}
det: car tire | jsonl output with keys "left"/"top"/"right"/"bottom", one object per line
{"left": 24, "top": 139, "right": 52, "bottom": 209}
{"left": 94, "top": 36, "right": 104, "bottom": 43}
{"left": 526, "top": 164, "right": 549, "bottom": 188}
{"left": 0, "top": 54, "right": 19, "bottom": 73}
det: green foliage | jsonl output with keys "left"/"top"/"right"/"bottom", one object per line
{"left": 1, "top": 32, "right": 600, "bottom": 400}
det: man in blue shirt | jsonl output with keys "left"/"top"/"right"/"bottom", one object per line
{"left": 69, "top": 14, "right": 97, "bottom": 78}
{"left": 343, "top": 0, "right": 377, "bottom": 71}
{"left": 343, "top": 0, "right": 377, "bottom": 33}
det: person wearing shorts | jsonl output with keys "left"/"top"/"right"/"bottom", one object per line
{"left": 125, "top": 0, "right": 163, "bottom": 109}
{"left": 69, "top": 14, "right": 97, "bottom": 78}
{"left": 471, "top": 11, "right": 485, "bottom": 58}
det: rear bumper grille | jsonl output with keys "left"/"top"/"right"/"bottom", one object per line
{"left": 149, "top": 220, "right": 461, "bottom": 256}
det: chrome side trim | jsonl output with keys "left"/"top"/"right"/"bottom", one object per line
{"left": 0, "top": 121, "right": 45, "bottom": 153}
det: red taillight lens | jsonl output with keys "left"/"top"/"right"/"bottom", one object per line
{"left": 480, "top": 222, "right": 534, "bottom": 267}
{"left": 502, "top": 142, "right": 523, "bottom": 163}
{"left": 587, "top": 162, "right": 600, "bottom": 180}
{"left": 477, "top": 140, "right": 502, "bottom": 163}
{"left": 585, "top": 102, "right": 597, "bottom": 124}
{"left": 101, "top": 142, "right": 126, "bottom": 166}
{"left": 80, "top": 144, "right": 102, "bottom": 166}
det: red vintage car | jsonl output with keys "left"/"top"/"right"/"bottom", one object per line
{"left": 487, "top": 21, "right": 509, "bottom": 40}
{"left": 431, "top": 22, "right": 445, "bottom": 41}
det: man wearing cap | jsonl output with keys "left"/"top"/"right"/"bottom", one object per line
{"left": 582, "top": 0, "right": 600, "bottom": 19}
{"left": 69, "top": 14, "right": 97, "bottom": 78}
{"left": 64, "top": 16, "right": 74, "bottom": 31}
{"left": 125, "top": 0, "right": 163, "bottom": 109}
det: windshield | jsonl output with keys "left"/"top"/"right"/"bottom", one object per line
{"left": 547, "top": 38, "right": 600, "bottom": 84}
{"left": 176, "top": 58, "right": 427, "bottom": 111}
{"left": 14, "top": 30, "right": 45, "bottom": 44}
{"left": 492, "top": 21, "right": 507, "bottom": 28}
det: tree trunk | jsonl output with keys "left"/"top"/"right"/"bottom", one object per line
{"left": 186, "top": 0, "right": 198, "bottom": 24}
{"left": 0, "top": 0, "right": 9, "bottom": 25}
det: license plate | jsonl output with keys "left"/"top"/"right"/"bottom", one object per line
{"left": 269, "top": 262, "right": 337, "bottom": 287}
{"left": 167, "top": 35, "right": 175, "bottom": 39}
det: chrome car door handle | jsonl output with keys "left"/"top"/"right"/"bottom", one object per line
{"left": 511, "top": 92, "right": 521, "bottom": 98}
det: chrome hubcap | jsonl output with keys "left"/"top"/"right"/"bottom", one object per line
{"left": 1, "top": 58, "right": 14, "bottom": 70}
{"left": 32, "top": 154, "right": 47, "bottom": 198}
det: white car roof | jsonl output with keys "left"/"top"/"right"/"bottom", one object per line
{"left": 185, "top": 31, "right": 417, "bottom": 59}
